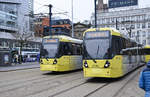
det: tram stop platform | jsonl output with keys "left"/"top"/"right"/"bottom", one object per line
{"left": 0, "top": 62, "right": 40, "bottom": 72}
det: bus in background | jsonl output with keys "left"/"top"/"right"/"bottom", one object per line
{"left": 21, "top": 48, "right": 40, "bottom": 62}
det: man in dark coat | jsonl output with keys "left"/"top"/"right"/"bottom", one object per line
{"left": 139, "top": 61, "right": 150, "bottom": 97}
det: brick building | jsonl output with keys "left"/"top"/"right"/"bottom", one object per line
{"left": 34, "top": 17, "right": 72, "bottom": 37}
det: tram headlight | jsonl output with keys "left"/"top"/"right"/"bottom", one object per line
{"left": 53, "top": 59, "right": 57, "bottom": 64}
{"left": 40, "top": 59, "right": 43, "bottom": 64}
{"left": 84, "top": 61, "right": 88, "bottom": 68}
{"left": 104, "top": 61, "right": 110, "bottom": 68}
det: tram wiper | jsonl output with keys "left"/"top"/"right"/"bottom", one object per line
{"left": 96, "top": 45, "right": 100, "bottom": 58}
{"left": 83, "top": 45, "right": 97, "bottom": 63}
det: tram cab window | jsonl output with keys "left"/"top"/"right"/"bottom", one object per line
{"left": 58, "top": 42, "right": 72, "bottom": 56}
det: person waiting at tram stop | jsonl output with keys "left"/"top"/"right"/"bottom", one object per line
{"left": 139, "top": 61, "right": 150, "bottom": 97}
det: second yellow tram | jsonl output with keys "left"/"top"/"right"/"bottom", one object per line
{"left": 83, "top": 28, "right": 145, "bottom": 78}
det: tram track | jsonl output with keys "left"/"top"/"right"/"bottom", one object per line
{"left": 46, "top": 78, "right": 113, "bottom": 97}
{"left": 84, "top": 83, "right": 110, "bottom": 97}
{"left": 50, "top": 67, "right": 144, "bottom": 97}
{"left": 0, "top": 70, "right": 83, "bottom": 97}
{"left": 50, "top": 81, "right": 88, "bottom": 97}
{"left": 26, "top": 77, "right": 85, "bottom": 97}
{"left": 0, "top": 70, "right": 81, "bottom": 88}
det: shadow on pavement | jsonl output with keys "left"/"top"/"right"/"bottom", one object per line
{"left": 42, "top": 69, "right": 82, "bottom": 75}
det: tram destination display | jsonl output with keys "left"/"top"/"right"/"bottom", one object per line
{"left": 85, "top": 31, "right": 110, "bottom": 39}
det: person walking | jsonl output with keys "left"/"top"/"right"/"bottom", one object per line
{"left": 139, "top": 61, "right": 150, "bottom": 97}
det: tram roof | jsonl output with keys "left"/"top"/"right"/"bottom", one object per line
{"left": 143, "top": 45, "right": 150, "bottom": 49}
{"left": 83, "top": 27, "right": 123, "bottom": 37}
{"left": 43, "top": 35, "right": 83, "bottom": 44}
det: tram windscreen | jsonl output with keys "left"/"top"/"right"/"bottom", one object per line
{"left": 42, "top": 39, "right": 59, "bottom": 58}
{"left": 85, "top": 39, "right": 110, "bottom": 59}
{"left": 84, "top": 31, "right": 111, "bottom": 59}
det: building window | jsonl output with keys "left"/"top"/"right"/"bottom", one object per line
{"left": 148, "top": 23, "right": 150, "bottom": 28}
{"left": 142, "top": 40, "right": 146, "bottom": 45}
{"left": 131, "top": 24, "right": 135, "bottom": 29}
{"left": 111, "top": 18, "right": 114, "bottom": 23}
{"left": 132, "top": 32, "right": 135, "bottom": 38}
{"left": 137, "top": 23, "right": 140, "bottom": 29}
{"left": 142, "top": 23, "right": 146, "bottom": 28}
{"left": 137, "top": 30, "right": 141, "bottom": 37}
{"left": 143, "top": 31, "right": 146, "bottom": 37}
{"left": 148, "top": 40, "right": 150, "bottom": 45}
{"left": 131, "top": 16, "right": 135, "bottom": 22}
{"left": 4, "top": 41, "right": 9, "bottom": 48}
{"left": 148, "top": 30, "right": 150, "bottom": 37}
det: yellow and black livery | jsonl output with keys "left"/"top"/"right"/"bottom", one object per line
{"left": 141, "top": 45, "right": 150, "bottom": 63}
{"left": 40, "top": 35, "right": 83, "bottom": 72}
{"left": 83, "top": 28, "right": 144, "bottom": 78}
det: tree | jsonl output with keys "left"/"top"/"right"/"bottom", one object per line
{"left": 13, "top": 31, "right": 34, "bottom": 63}
{"left": 14, "top": 14, "right": 35, "bottom": 63}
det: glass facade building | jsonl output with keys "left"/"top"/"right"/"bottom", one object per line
{"left": 0, "top": 0, "right": 34, "bottom": 34}
{"left": 0, "top": 2, "right": 19, "bottom": 33}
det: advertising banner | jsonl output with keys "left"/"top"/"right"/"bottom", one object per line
{"left": 109, "top": 0, "right": 138, "bottom": 8}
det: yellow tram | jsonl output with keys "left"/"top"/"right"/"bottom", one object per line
{"left": 40, "top": 35, "right": 83, "bottom": 72}
{"left": 83, "top": 28, "right": 145, "bottom": 78}
{"left": 141, "top": 45, "right": 150, "bottom": 63}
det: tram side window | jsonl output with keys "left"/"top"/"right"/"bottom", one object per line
{"left": 115, "top": 40, "right": 119, "bottom": 54}
{"left": 72, "top": 43, "right": 77, "bottom": 55}
{"left": 143, "top": 49, "right": 150, "bottom": 54}
{"left": 62, "top": 42, "right": 72, "bottom": 55}
{"left": 114, "top": 39, "right": 122, "bottom": 54}
{"left": 72, "top": 43, "right": 82, "bottom": 55}
{"left": 77, "top": 44, "right": 82, "bottom": 55}
{"left": 121, "top": 38, "right": 126, "bottom": 49}
{"left": 58, "top": 42, "right": 82, "bottom": 56}
{"left": 112, "top": 36, "right": 122, "bottom": 55}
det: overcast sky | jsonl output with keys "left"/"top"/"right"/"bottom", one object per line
{"left": 34, "top": 0, "right": 107, "bottom": 22}
{"left": 34, "top": 0, "right": 150, "bottom": 23}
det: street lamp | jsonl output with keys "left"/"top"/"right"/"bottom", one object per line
{"left": 71, "top": 0, "right": 74, "bottom": 37}
{"left": 94, "top": 0, "right": 97, "bottom": 28}
{"left": 48, "top": 4, "right": 53, "bottom": 36}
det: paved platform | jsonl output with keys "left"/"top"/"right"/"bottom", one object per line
{"left": 0, "top": 62, "right": 40, "bottom": 72}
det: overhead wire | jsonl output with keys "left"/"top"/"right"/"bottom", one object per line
{"left": 34, "top": 0, "right": 80, "bottom": 21}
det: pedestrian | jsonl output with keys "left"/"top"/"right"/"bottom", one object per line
{"left": 14, "top": 54, "right": 17, "bottom": 64}
{"left": 139, "top": 61, "right": 150, "bottom": 97}
{"left": 37, "top": 53, "right": 40, "bottom": 62}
